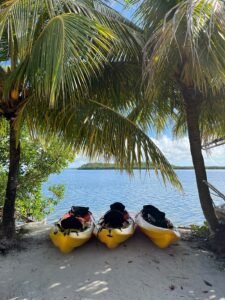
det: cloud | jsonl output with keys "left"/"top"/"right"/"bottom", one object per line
{"left": 68, "top": 135, "right": 225, "bottom": 168}
{"left": 152, "top": 135, "right": 225, "bottom": 166}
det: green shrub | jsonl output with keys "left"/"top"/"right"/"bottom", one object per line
{"left": 190, "top": 222, "right": 209, "bottom": 238}
{"left": 0, "top": 121, "right": 75, "bottom": 221}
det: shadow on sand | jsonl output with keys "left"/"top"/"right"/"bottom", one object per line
{"left": 0, "top": 225, "right": 225, "bottom": 300}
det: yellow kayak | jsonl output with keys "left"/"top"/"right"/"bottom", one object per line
{"left": 136, "top": 213, "right": 180, "bottom": 248}
{"left": 49, "top": 221, "right": 94, "bottom": 253}
{"left": 94, "top": 217, "right": 135, "bottom": 249}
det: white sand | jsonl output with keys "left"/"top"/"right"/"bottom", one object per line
{"left": 0, "top": 224, "right": 225, "bottom": 300}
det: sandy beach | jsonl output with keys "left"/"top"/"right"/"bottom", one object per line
{"left": 0, "top": 224, "right": 225, "bottom": 300}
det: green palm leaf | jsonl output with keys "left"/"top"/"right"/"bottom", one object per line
{"left": 24, "top": 13, "right": 115, "bottom": 107}
{"left": 143, "top": 0, "right": 225, "bottom": 97}
{"left": 17, "top": 97, "right": 181, "bottom": 189}
{"left": 0, "top": 0, "right": 143, "bottom": 105}
{"left": 130, "top": 0, "right": 179, "bottom": 30}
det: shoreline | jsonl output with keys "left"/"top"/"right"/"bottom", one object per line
{"left": 75, "top": 163, "right": 225, "bottom": 170}
{"left": 76, "top": 167, "right": 225, "bottom": 170}
{"left": 0, "top": 224, "right": 224, "bottom": 300}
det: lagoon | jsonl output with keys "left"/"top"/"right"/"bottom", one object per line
{"left": 44, "top": 169, "right": 225, "bottom": 226}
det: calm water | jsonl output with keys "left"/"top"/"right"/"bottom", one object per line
{"left": 43, "top": 169, "right": 225, "bottom": 226}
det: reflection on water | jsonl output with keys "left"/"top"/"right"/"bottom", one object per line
{"left": 43, "top": 169, "right": 225, "bottom": 226}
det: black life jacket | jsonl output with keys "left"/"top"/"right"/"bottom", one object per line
{"left": 70, "top": 206, "right": 89, "bottom": 217}
{"left": 142, "top": 205, "right": 170, "bottom": 229}
{"left": 103, "top": 210, "right": 125, "bottom": 228}
{"left": 61, "top": 216, "right": 83, "bottom": 230}
{"left": 60, "top": 206, "right": 90, "bottom": 230}
{"left": 102, "top": 202, "right": 128, "bottom": 228}
{"left": 110, "top": 202, "right": 125, "bottom": 212}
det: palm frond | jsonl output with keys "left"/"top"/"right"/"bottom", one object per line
{"left": 132, "top": 0, "right": 225, "bottom": 145}
{"left": 199, "top": 92, "right": 225, "bottom": 144}
{"left": 88, "top": 61, "right": 142, "bottom": 111}
{"left": 0, "top": 0, "right": 182, "bottom": 191}
{"left": 131, "top": 0, "right": 178, "bottom": 30}
{"left": 8, "top": 14, "right": 116, "bottom": 107}
{"left": 94, "top": 0, "right": 141, "bottom": 30}
{"left": 0, "top": 0, "right": 142, "bottom": 66}
{"left": 0, "top": 0, "right": 42, "bottom": 62}
{"left": 17, "top": 97, "right": 181, "bottom": 189}
{"left": 0, "top": 0, "right": 143, "bottom": 106}
{"left": 143, "top": 0, "right": 225, "bottom": 98}
{"left": 127, "top": 79, "right": 182, "bottom": 134}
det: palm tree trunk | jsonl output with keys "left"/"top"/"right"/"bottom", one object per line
{"left": 2, "top": 119, "right": 20, "bottom": 238}
{"left": 182, "top": 86, "right": 219, "bottom": 233}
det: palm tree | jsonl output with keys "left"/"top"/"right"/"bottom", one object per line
{"left": 0, "top": 0, "right": 180, "bottom": 240}
{"left": 132, "top": 0, "right": 225, "bottom": 245}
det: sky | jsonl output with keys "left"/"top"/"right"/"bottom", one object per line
{"left": 69, "top": 2, "right": 225, "bottom": 168}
